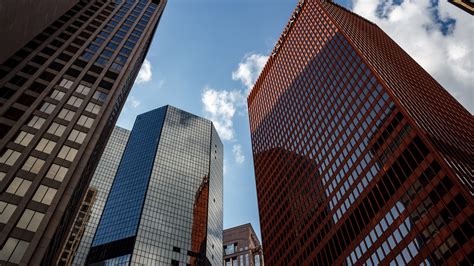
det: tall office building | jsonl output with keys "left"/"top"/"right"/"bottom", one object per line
{"left": 87, "top": 105, "right": 223, "bottom": 265}
{"left": 58, "top": 126, "right": 130, "bottom": 265}
{"left": 0, "top": 0, "right": 166, "bottom": 264}
{"left": 448, "top": 0, "right": 474, "bottom": 14}
{"left": 223, "top": 223, "right": 263, "bottom": 266}
{"left": 248, "top": 0, "right": 473, "bottom": 265}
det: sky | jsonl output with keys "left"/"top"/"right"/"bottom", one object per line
{"left": 116, "top": 0, "right": 473, "bottom": 240}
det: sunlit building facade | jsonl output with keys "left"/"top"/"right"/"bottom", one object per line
{"left": 0, "top": 0, "right": 167, "bottom": 264}
{"left": 87, "top": 105, "right": 223, "bottom": 265}
{"left": 248, "top": 0, "right": 473, "bottom": 265}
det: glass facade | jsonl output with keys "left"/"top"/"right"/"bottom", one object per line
{"left": 88, "top": 105, "right": 223, "bottom": 265}
{"left": 92, "top": 108, "right": 167, "bottom": 247}
{"left": 248, "top": 1, "right": 473, "bottom": 265}
{"left": 58, "top": 126, "right": 130, "bottom": 265}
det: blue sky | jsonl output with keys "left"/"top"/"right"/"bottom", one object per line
{"left": 116, "top": 0, "right": 472, "bottom": 240}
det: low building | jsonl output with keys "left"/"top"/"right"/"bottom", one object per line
{"left": 223, "top": 224, "right": 263, "bottom": 266}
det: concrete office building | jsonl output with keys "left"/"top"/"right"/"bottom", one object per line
{"left": 0, "top": 0, "right": 166, "bottom": 264}
{"left": 87, "top": 106, "right": 223, "bottom": 265}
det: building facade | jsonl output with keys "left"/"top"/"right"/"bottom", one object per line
{"left": 0, "top": 0, "right": 166, "bottom": 264}
{"left": 223, "top": 224, "right": 263, "bottom": 266}
{"left": 448, "top": 0, "right": 474, "bottom": 15}
{"left": 0, "top": 0, "right": 79, "bottom": 64}
{"left": 248, "top": 0, "right": 473, "bottom": 265}
{"left": 87, "top": 105, "right": 223, "bottom": 265}
{"left": 58, "top": 126, "right": 130, "bottom": 265}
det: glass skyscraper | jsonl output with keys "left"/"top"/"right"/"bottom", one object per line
{"left": 0, "top": 0, "right": 166, "bottom": 264}
{"left": 57, "top": 126, "right": 130, "bottom": 265}
{"left": 248, "top": 0, "right": 473, "bottom": 265}
{"left": 87, "top": 105, "right": 223, "bottom": 265}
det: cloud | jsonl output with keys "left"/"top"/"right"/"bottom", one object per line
{"left": 156, "top": 79, "right": 165, "bottom": 90}
{"left": 232, "top": 144, "right": 245, "bottom": 164}
{"left": 127, "top": 96, "right": 141, "bottom": 108}
{"left": 136, "top": 59, "right": 152, "bottom": 84}
{"left": 201, "top": 87, "right": 245, "bottom": 141}
{"left": 202, "top": 53, "right": 269, "bottom": 142}
{"left": 232, "top": 53, "right": 269, "bottom": 93}
{"left": 352, "top": 0, "right": 474, "bottom": 113}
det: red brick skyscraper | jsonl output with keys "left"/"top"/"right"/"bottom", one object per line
{"left": 247, "top": 1, "right": 473, "bottom": 265}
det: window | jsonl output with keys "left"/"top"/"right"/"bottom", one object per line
{"left": 58, "top": 146, "right": 78, "bottom": 162}
{"left": 47, "top": 123, "right": 66, "bottom": 137}
{"left": 39, "top": 102, "right": 56, "bottom": 114}
{"left": 27, "top": 116, "right": 46, "bottom": 129}
{"left": 50, "top": 90, "right": 65, "bottom": 101}
{"left": 101, "top": 50, "right": 113, "bottom": 58}
{"left": 67, "top": 96, "right": 83, "bottom": 107}
{"left": 6, "top": 177, "right": 32, "bottom": 197}
{"left": 35, "top": 138, "right": 56, "bottom": 154}
{"left": 57, "top": 108, "right": 75, "bottom": 121}
{"left": 59, "top": 78, "right": 74, "bottom": 89}
{"left": 116, "top": 54, "right": 127, "bottom": 64}
{"left": 88, "top": 44, "right": 99, "bottom": 52}
{"left": 107, "top": 43, "right": 117, "bottom": 50}
{"left": 0, "top": 201, "right": 17, "bottom": 223}
{"left": 21, "top": 156, "right": 45, "bottom": 174}
{"left": 82, "top": 51, "right": 94, "bottom": 60}
{"left": 75, "top": 84, "right": 91, "bottom": 95}
{"left": 16, "top": 209, "right": 44, "bottom": 232}
{"left": 0, "top": 149, "right": 21, "bottom": 166}
{"left": 224, "top": 243, "right": 237, "bottom": 255}
{"left": 93, "top": 91, "right": 107, "bottom": 102}
{"left": 120, "top": 47, "right": 131, "bottom": 55}
{"left": 14, "top": 131, "right": 34, "bottom": 146}
{"left": 77, "top": 115, "right": 94, "bottom": 128}
{"left": 0, "top": 238, "right": 29, "bottom": 264}
{"left": 32, "top": 185, "right": 57, "bottom": 205}
{"left": 45, "top": 164, "right": 68, "bottom": 182}
{"left": 68, "top": 129, "right": 87, "bottom": 144}
{"left": 111, "top": 62, "right": 123, "bottom": 71}
{"left": 85, "top": 102, "right": 101, "bottom": 114}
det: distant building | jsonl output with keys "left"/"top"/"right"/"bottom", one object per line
{"left": 223, "top": 224, "right": 263, "bottom": 266}
{"left": 248, "top": 0, "right": 473, "bottom": 265}
{"left": 58, "top": 126, "right": 130, "bottom": 265}
{"left": 448, "top": 0, "right": 474, "bottom": 15}
{"left": 87, "top": 105, "right": 223, "bottom": 265}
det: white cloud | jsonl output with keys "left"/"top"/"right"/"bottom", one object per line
{"left": 201, "top": 87, "right": 245, "bottom": 141}
{"left": 202, "top": 53, "right": 269, "bottom": 142}
{"left": 232, "top": 144, "right": 245, "bottom": 164}
{"left": 156, "top": 79, "right": 165, "bottom": 90}
{"left": 127, "top": 96, "right": 141, "bottom": 108}
{"left": 352, "top": 0, "right": 474, "bottom": 113}
{"left": 232, "top": 53, "right": 269, "bottom": 93}
{"left": 136, "top": 59, "right": 152, "bottom": 84}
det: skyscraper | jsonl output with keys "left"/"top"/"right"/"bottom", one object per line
{"left": 448, "top": 0, "right": 474, "bottom": 15}
{"left": 58, "top": 126, "right": 130, "bottom": 265}
{"left": 223, "top": 223, "right": 263, "bottom": 266}
{"left": 87, "top": 105, "right": 223, "bottom": 265}
{"left": 0, "top": 0, "right": 166, "bottom": 264}
{"left": 248, "top": 0, "right": 473, "bottom": 265}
